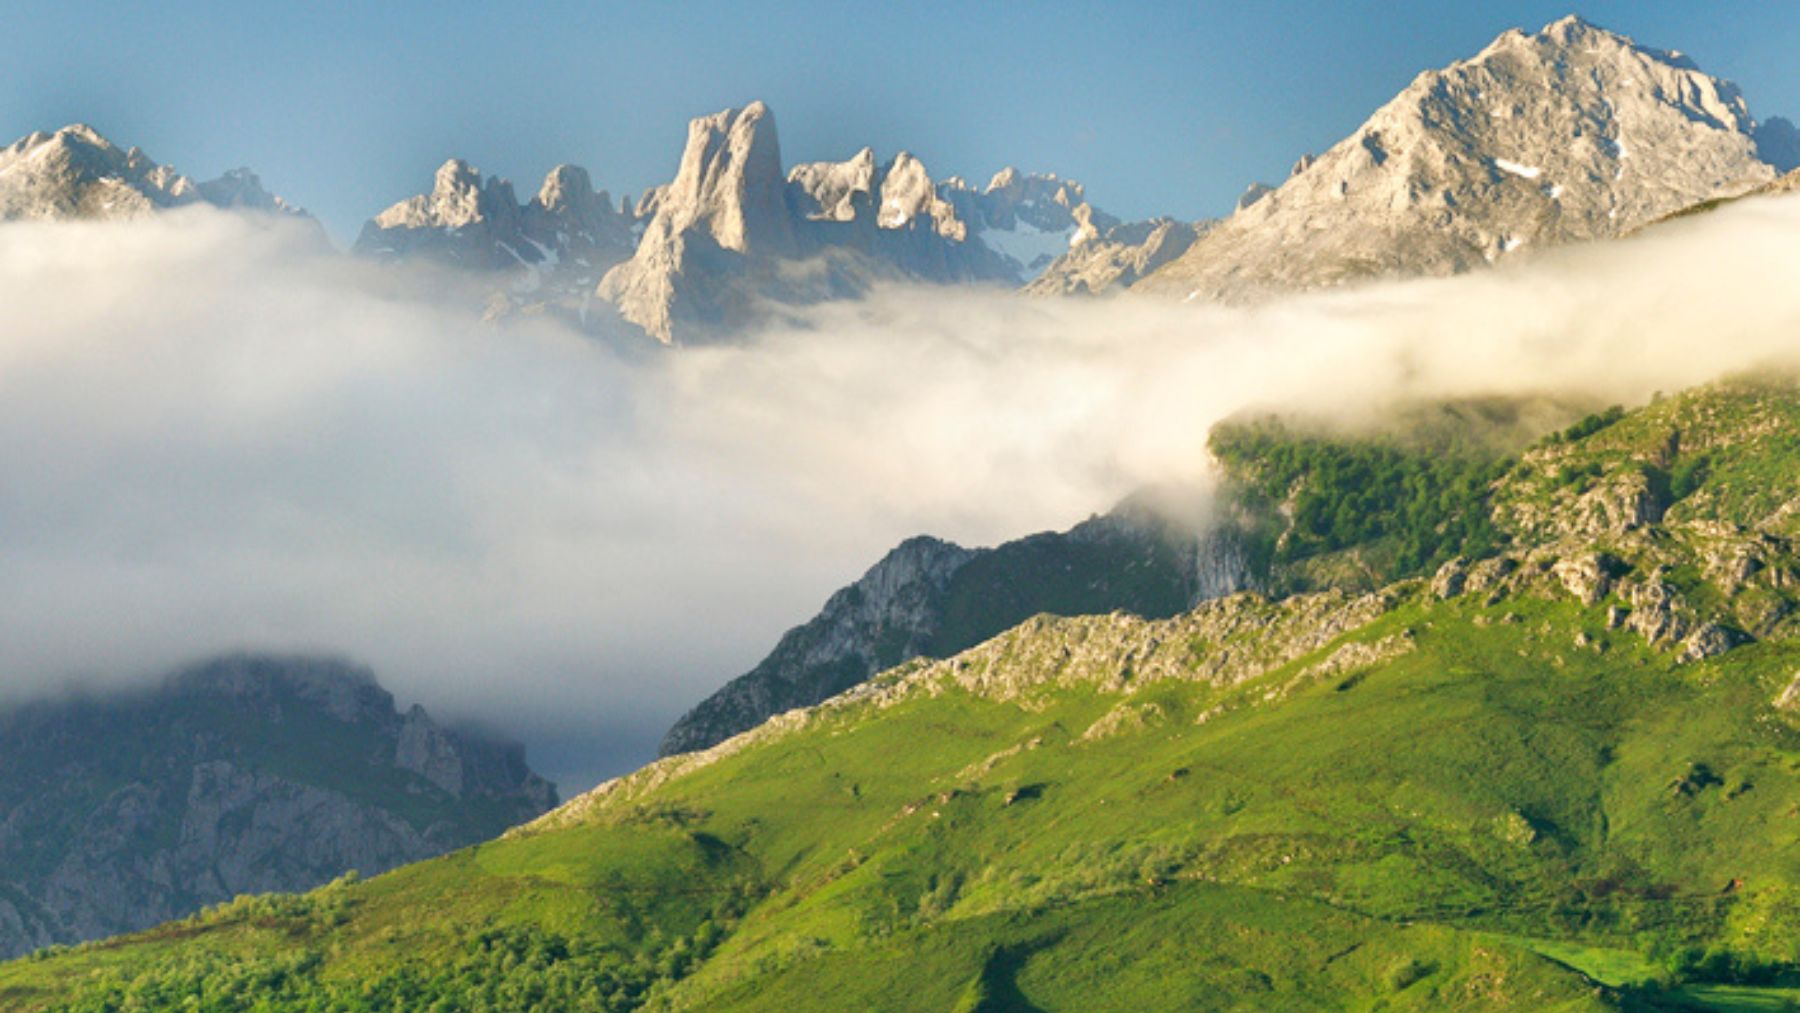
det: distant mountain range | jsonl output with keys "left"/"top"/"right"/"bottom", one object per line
{"left": 5, "top": 16, "right": 1793, "bottom": 344}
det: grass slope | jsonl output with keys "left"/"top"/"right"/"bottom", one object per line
{"left": 7, "top": 380, "right": 1800, "bottom": 1010}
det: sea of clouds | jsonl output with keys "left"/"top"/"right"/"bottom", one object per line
{"left": 3, "top": 196, "right": 1799, "bottom": 789}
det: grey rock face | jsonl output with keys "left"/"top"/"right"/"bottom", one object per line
{"left": 946, "top": 167, "right": 1113, "bottom": 277}
{"left": 0, "top": 124, "right": 304, "bottom": 222}
{"left": 601, "top": 103, "right": 1056, "bottom": 343}
{"left": 1680, "top": 623, "right": 1748, "bottom": 663}
{"left": 597, "top": 101, "right": 798, "bottom": 343}
{"left": 660, "top": 492, "right": 1252, "bottom": 755}
{"left": 1431, "top": 557, "right": 1470, "bottom": 600}
{"left": 785, "top": 149, "right": 1019, "bottom": 286}
{"left": 1234, "top": 182, "right": 1273, "bottom": 211}
{"left": 1552, "top": 552, "right": 1621, "bottom": 606}
{"left": 0, "top": 653, "right": 555, "bottom": 958}
{"left": 1026, "top": 216, "right": 1209, "bottom": 296}
{"left": 1138, "top": 16, "right": 1785, "bottom": 302}
{"left": 658, "top": 536, "right": 977, "bottom": 755}
{"left": 354, "top": 157, "right": 639, "bottom": 319}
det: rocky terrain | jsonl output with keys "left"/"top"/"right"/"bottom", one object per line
{"left": 9, "top": 18, "right": 1794, "bottom": 341}
{"left": 1133, "top": 16, "right": 1797, "bottom": 302}
{"left": 660, "top": 491, "right": 1253, "bottom": 755}
{"left": 0, "top": 124, "right": 303, "bottom": 221}
{"left": 596, "top": 101, "right": 1141, "bottom": 342}
{"left": 306, "top": 18, "right": 1800, "bottom": 327}
{"left": 1023, "top": 215, "right": 1209, "bottom": 296}
{"left": 353, "top": 158, "right": 639, "bottom": 308}
{"left": 0, "top": 654, "right": 555, "bottom": 959}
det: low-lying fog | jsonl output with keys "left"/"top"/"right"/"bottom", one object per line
{"left": 4, "top": 197, "right": 1799, "bottom": 791}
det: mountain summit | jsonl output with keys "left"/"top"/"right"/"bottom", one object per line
{"left": 354, "top": 156, "right": 638, "bottom": 304}
{"left": 1133, "top": 15, "right": 1793, "bottom": 301}
{"left": 0, "top": 124, "right": 303, "bottom": 221}
{"left": 598, "top": 101, "right": 1064, "bottom": 342}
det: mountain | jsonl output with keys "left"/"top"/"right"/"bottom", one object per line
{"left": 0, "top": 653, "right": 554, "bottom": 959}
{"left": 13, "top": 16, "right": 1799, "bottom": 329}
{"left": 660, "top": 494, "right": 1253, "bottom": 756}
{"left": 1134, "top": 16, "right": 1795, "bottom": 302}
{"left": 661, "top": 395, "right": 1596, "bottom": 759}
{"left": 352, "top": 100, "right": 1165, "bottom": 342}
{"left": 0, "top": 124, "right": 303, "bottom": 221}
{"left": 13, "top": 379, "right": 1800, "bottom": 1008}
{"left": 598, "top": 102, "right": 1066, "bottom": 343}
{"left": 347, "top": 17, "right": 1800, "bottom": 328}
{"left": 1024, "top": 215, "right": 1209, "bottom": 296}
{"left": 354, "top": 158, "right": 641, "bottom": 310}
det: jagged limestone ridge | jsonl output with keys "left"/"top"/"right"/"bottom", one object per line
{"left": 0, "top": 124, "right": 304, "bottom": 221}
{"left": 1137, "top": 15, "right": 1788, "bottom": 302}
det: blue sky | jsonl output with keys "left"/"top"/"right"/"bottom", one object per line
{"left": 6, "top": 1, "right": 1797, "bottom": 243}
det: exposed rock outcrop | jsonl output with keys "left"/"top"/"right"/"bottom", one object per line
{"left": 1777, "top": 672, "right": 1800, "bottom": 712}
{"left": 597, "top": 102, "right": 801, "bottom": 342}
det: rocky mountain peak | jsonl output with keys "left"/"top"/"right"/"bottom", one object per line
{"left": 370, "top": 158, "right": 502, "bottom": 232}
{"left": 0, "top": 123, "right": 304, "bottom": 222}
{"left": 1136, "top": 15, "right": 1786, "bottom": 302}
{"left": 664, "top": 99, "right": 794, "bottom": 256}
{"left": 877, "top": 151, "right": 963, "bottom": 238}
{"left": 982, "top": 167, "right": 1081, "bottom": 206}
{"left": 166, "top": 653, "right": 389, "bottom": 724}
{"left": 52, "top": 122, "right": 108, "bottom": 146}
{"left": 434, "top": 156, "right": 481, "bottom": 192}
{"left": 599, "top": 101, "right": 814, "bottom": 341}
{"left": 193, "top": 167, "right": 292, "bottom": 212}
{"left": 535, "top": 163, "right": 595, "bottom": 213}
{"left": 787, "top": 146, "right": 877, "bottom": 222}
{"left": 1235, "top": 182, "right": 1272, "bottom": 211}
{"left": 356, "top": 153, "right": 638, "bottom": 298}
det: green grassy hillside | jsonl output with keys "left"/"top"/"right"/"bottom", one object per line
{"left": 7, "top": 380, "right": 1800, "bottom": 1011}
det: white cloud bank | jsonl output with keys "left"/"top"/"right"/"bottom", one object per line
{"left": 3, "top": 197, "right": 1800, "bottom": 787}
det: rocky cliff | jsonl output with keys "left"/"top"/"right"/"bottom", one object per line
{"left": 0, "top": 654, "right": 555, "bottom": 959}
{"left": 599, "top": 102, "right": 1048, "bottom": 343}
